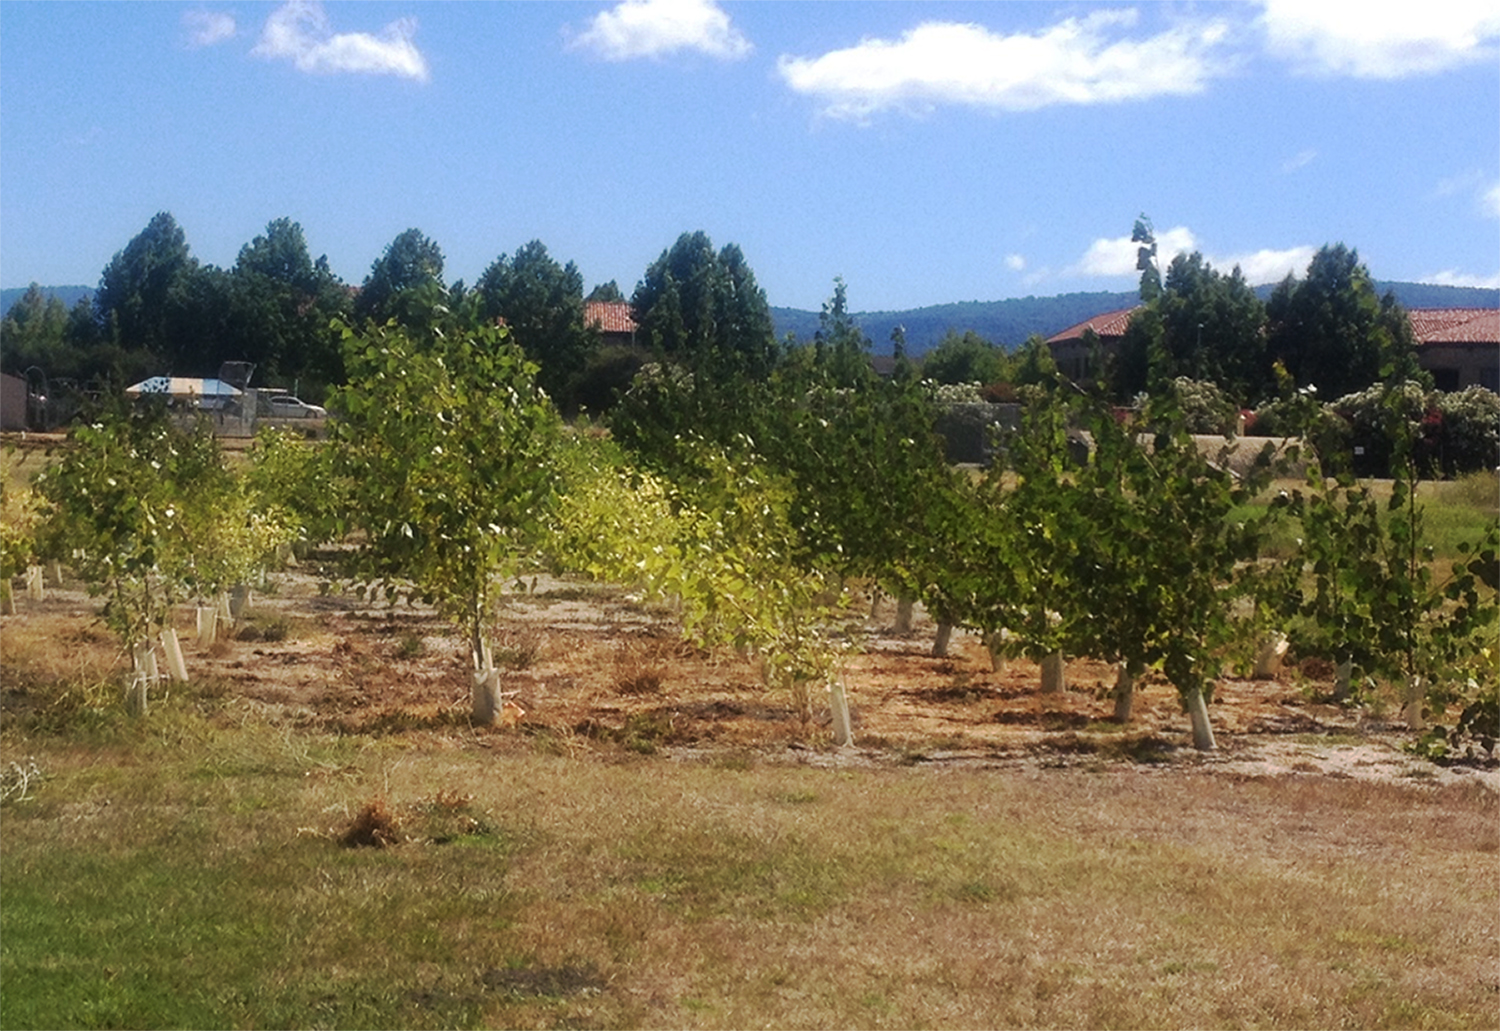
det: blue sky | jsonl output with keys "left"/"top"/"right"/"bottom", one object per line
{"left": 2, "top": 1, "right": 1497, "bottom": 312}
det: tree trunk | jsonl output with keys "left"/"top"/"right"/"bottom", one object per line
{"left": 1186, "top": 685, "right": 1216, "bottom": 752}
{"left": 50, "top": 560, "right": 64, "bottom": 587}
{"left": 868, "top": 588, "right": 882, "bottom": 621}
{"left": 0, "top": 579, "right": 13, "bottom": 616}
{"left": 25, "top": 564, "right": 43, "bottom": 602}
{"left": 894, "top": 597, "right": 914, "bottom": 634}
{"left": 829, "top": 679, "right": 853, "bottom": 748}
{"left": 931, "top": 622, "right": 954, "bottom": 658}
{"left": 1040, "top": 652, "right": 1065, "bottom": 695}
{"left": 1112, "top": 662, "right": 1136, "bottom": 723}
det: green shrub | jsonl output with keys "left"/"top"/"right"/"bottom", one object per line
{"left": 1434, "top": 387, "right": 1500, "bottom": 476}
{"left": 1169, "top": 377, "right": 1238, "bottom": 435}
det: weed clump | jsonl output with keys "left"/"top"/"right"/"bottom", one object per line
{"left": 612, "top": 640, "right": 666, "bottom": 696}
{"left": 341, "top": 798, "right": 400, "bottom": 848}
{"left": 237, "top": 617, "right": 291, "bottom": 643}
{"left": 493, "top": 628, "right": 543, "bottom": 670}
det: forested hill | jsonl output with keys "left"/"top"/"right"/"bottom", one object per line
{"left": 0, "top": 285, "right": 93, "bottom": 314}
{"left": 772, "top": 281, "right": 1500, "bottom": 356}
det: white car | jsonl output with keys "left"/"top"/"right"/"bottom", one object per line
{"left": 267, "top": 395, "right": 327, "bottom": 419}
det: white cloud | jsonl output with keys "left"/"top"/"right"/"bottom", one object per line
{"left": 1260, "top": 0, "right": 1500, "bottom": 78}
{"left": 1432, "top": 171, "right": 1500, "bottom": 217}
{"left": 568, "top": 0, "right": 752, "bottom": 62}
{"left": 253, "top": 1, "right": 429, "bottom": 81}
{"left": 1280, "top": 148, "right": 1317, "bottom": 173}
{"left": 1004, "top": 253, "right": 1026, "bottom": 272}
{"left": 1072, "top": 230, "right": 1312, "bottom": 285}
{"left": 1423, "top": 268, "right": 1500, "bottom": 289}
{"left": 776, "top": 10, "right": 1232, "bottom": 120}
{"left": 1215, "top": 245, "right": 1316, "bottom": 284}
{"left": 1074, "top": 226, "right": 1198, "bottom": 277}
{"left": 183, "top": 10, "right": 236, "bottom": 49}
{"left": 1434, "top": 169, "right": 1485, "bottom": 197}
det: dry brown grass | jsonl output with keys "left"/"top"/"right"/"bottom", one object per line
{"left": 4, "top": 554, "right": 1499, "bottom": 1028}
{"left": 339, "top": 797, "right": 400, "bottom": 848}
{"left": 4, "top": 710, "right": 1498, "bottom": 1029}
{"left": 612, "top": 638, "right": 671, "bottom": 696}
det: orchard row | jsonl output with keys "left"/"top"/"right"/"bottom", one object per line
{"left": 5, "top": 312, "right": 1495, "bottom": 757}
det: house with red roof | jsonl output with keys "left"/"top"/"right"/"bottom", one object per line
{"left": 584, "top": 300, "right": 638, "bottom": 349}
{"left": 1045, "top": 306, "right": 1499, "bottom": 394}
{"left": 1407, "top": 308, "right": 1499, "bottom": 392}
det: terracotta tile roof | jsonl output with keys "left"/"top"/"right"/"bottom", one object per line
{"left": 585, "top": 301, "right": 637, "bottom": 334}
{"left": 1046, "top": 305, "right": 1499, "bottom": 346}
{"left": 1046, "top": 307, "right": 1140, "bottom": 343}
{"left": 1408, "top": 308, "right": 1500, "bottom": 345}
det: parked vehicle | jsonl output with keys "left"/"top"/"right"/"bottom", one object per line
{"left": 266, "top": 395, "right": 327, "bottom": 419}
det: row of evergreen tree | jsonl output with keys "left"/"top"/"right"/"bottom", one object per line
{"left": 2, "top": 210, "right": 1431, "bottom": 418}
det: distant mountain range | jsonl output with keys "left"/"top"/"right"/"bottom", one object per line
{"left": 772, "top": 281, "right": 1500, "bottom": 355}
{"left": 1, "top": 284, "right": 94, "bottom": 315}
{"left": 6, "top": 281, "right": 1496, "bottom": 358}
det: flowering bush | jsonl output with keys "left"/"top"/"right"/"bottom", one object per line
{"left": 1434, "top": 387, "right": 1500, "bottom": 476}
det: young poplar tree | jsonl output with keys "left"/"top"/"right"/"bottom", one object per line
{"left": 329, "top": 315, "right": 560, "bottom": 723}
{"left": 32, "top": 402, "right": 247, "bottom": 705}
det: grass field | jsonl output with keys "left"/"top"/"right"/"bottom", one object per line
{"left": 3, "top": 703, "right": 1498, "bottom": 1030}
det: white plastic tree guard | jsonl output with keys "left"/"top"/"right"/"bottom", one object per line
{"left": 1040, "top": 652, "right": 1065, "bottom": 694}
{"left": 1253, "top": 633, "right": 1289, "bottom": 679}
{"left": 931, "top": 623, "right": 954, "bottom": 658}
{"left": 196, "top": 605, "right": 218, "bottom": 648}
{"left": 1334, "top": 658, "right": 1353, "bottom": 701}
{"left": 228, "top": 584, "right": 252, "bottom": 620}
{"left": 894, "top": 597, "right": 915, "bottom": 634}
{"left": 1403, "top": 675, "right": 1426, "bottom": 730}
{"left": 829, "top": 679, "right": 853, "bottom": 748}
{"left": 1112, "top": 663, "right": 1136, "bottom": 723}
{"left": 128, "top": 641, "right": 159, "bottom": 716}
{"left": 472, "top": 666, "right": 501, "bottom": 725}
{"left": 1187, "top": 688, "right": 1217, "bottom": 751}
{"left": 160, "top": 628, "right": 189, "bottom": 682}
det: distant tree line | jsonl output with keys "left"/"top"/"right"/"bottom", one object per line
{"left": 0, "top": 209, "right": 1466, "bottom": 423}
{"left": 916, "top": 217, "right": 1432, "bottom": 411}
{"left": 0, "top": 215, "right": 786, "bottom": 418}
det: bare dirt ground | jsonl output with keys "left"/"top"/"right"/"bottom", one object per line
{"left": 4, "top": 562, "right": 1497, "bottom": 792}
